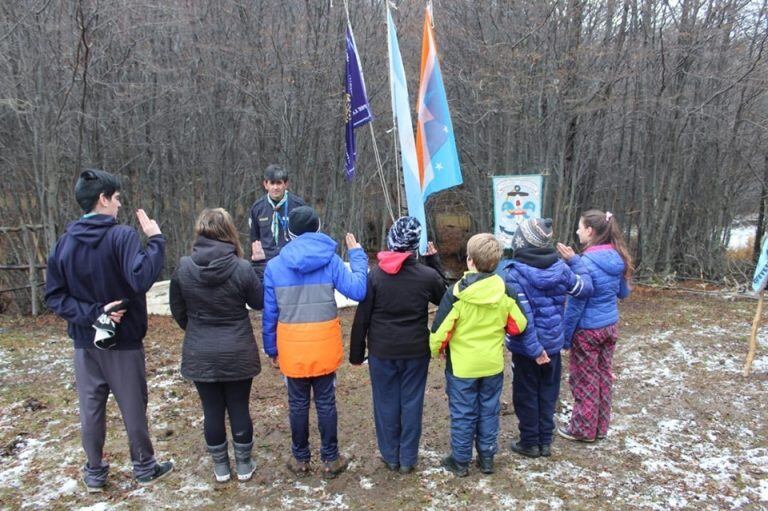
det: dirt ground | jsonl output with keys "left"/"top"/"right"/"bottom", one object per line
{"left": 0, "top": 287, "right": 766, "bottom": 510}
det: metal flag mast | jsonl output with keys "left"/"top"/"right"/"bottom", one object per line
{"left": 343, "top": 0, "right": 396, "bottom": 223}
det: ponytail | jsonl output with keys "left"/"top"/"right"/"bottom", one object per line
{"left": 581, "top": 209, "right": 634, "bottom": 280}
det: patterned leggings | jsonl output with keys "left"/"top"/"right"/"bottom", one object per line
{"left": 567, "top": 325, "right": 618, "bottom": 439}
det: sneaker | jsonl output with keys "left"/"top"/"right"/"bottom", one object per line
{"left": 557, "top": 426, "right": 595, "bottom": 443}
{"left": 322, "top": 455, "right": 349, "bottom": 479}
{"left": 286, "top": 458, "right": 311, "bottom": 476}
{"left": 539, "top": 444, "right": 552, "bottom": 457}
{"left": 475, "top": 455, "right": 494, "bottom": 474}
{"left": 82, "top": 478, "right": 105, "bottom": 493}
{"left": 398, "top": 465, "right": 415, "bottom": 474}
{"left": 596, "top": 434, "right": 607, "bottom": 440}
{"left": 441, "top": 455, "right": 469, "bottom": 477}
{"left": 511, "top": 441, "right": 540, "bottom": 458}
{"left": 136, "top": 461, "right": 174, "bottom": 485}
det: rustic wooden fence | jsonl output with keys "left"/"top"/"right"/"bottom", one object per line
{"left": 0, "top": 225, "right": 46, "bottom": 315}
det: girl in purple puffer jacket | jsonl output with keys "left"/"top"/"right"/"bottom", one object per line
{"left": 557, "top": 209, "right": 633, "bottom": 443}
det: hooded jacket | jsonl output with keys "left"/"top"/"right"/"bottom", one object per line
{"left": 170, "top": 236, "right": 263, "bottom": 382}
{"left": 498, "top": 247, "right": 593, "bottom": 358}
{"left": 563, "top": 244, "right": 630, "bottom": 347}
{"left": 262, "top": 232, "right": 368, "bottom": 378}
{"left": 349, "top": 251, "right": 447, "bottom": 364}
{"left": 429, "top": 272, "right": 527, "bottom": 379}
{"left": 44, "top": 214, "right": 165, "bottom": 349}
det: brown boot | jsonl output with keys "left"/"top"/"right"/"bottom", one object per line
{"left": 286, "top": 458, "right": 311, "bottom": 476}
{"left": 322, "top": 455, "right": 349, "bottom": 479}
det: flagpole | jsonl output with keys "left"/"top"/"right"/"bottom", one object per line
{"left": 344, "top": 0, "right": 395, "bottom": 222}
{"left": 386, "top": 2, "right": 403, "bottom": 215}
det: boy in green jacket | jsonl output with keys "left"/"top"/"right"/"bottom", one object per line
{"left": 430, "top": 233, "right": 527, "bottom": 476}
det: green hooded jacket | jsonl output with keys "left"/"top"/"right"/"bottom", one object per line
{"left": 430, "top": 272, "right": 527, "bottom": 378}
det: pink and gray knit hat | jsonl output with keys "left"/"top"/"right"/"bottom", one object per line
{"left": 512, "top": 218, "right": 554, "bottom": 249}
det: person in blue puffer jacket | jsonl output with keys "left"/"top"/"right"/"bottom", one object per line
{"left": 557, "top": 209, "right": 632, "bottom": 443}
{"left": 498, "top": 218, "right": 593, "bottom": 459}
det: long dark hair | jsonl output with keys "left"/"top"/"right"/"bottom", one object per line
{"left": 581, "top": 209, "right": 633, "bottom": 280}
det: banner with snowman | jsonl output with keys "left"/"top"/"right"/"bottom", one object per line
{"left": 493, "top": 174, "right": 544, "bottom": 249}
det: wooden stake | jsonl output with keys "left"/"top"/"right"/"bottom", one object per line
{"left": 23, "top": 226, "right": 39, "bottom": 316}
{"left": 744, "top": 290, "right": 764, "bottom": 376}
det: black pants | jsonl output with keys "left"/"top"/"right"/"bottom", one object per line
{"left": 194, "top": 379, "right": 253, "bottom": 445}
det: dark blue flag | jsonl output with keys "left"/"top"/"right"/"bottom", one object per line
{"left": 345, "top": 24, "right": 373, "bottom": 181}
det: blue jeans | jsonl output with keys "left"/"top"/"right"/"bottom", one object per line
{"left": 512, "top": 352, "right": 561, "bottom": 447}
{"left": 369, "top": 354, "right": 430, "bottom": 467}
{"left": 285, "top": 373, "right": 338, "bottom": 462}
{"left": 445, "top": 370, "right": 503, "bottom": 464}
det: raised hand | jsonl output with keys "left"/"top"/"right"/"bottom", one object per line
{"left": 426, "top": 241, "right": 438, "bottom": 256}
{"left": 556, "top": 242, "right": 575, "bottom": 261}
{"left": 251, "top": 240, "right": 266, "bottom": 261}
{"left": 136, "top": 209, "right": 161, "bottom": 238}
{"left": 345, "top": 233, "right": 361, "bottom": 250}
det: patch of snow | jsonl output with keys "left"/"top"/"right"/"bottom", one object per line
{"left": 728, "top": 225, "right": 755, "bottom": 250}
{"left": 75, "top": 504, "right": 118, "bottom": 511}
{"left": 22, "top": 476, "right": 80, "bottom": 509}
{"left": 759, "top": 479, "right": 768, "bottom": 501}
{"left": 358, "top": 476, "right": 373, "bottom": 490}
{"left": 0, "top": 346, "right": 11, "bottom": 377}
{"left": 177, "top": 480, "right": 213, "bottom": 493}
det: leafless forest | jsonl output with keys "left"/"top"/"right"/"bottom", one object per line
{"left": 1, "top": 0, "right": 767, "bottom": 312}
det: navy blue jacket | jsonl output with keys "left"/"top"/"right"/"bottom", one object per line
{"left": 45, "top": 214, "right": 165, "bottom": 349}
{"left": 563, "top": 244, "right": 630, "bottom": 347}
{"left": 498, "top": 247, "right": 593, "bottom": 358}
{"left": 248, "top": 192, "right": 306, "bottom": 261}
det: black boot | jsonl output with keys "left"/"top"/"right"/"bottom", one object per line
{"left": 510, "top": 441, "right": 540, "bottom": 458}
{"left": 441, "top": 455, "right": 469, "bottom": 477}
{"left": 476, "top": 455, "right": 494, "bottom": 474}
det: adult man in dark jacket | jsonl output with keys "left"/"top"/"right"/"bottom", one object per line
{"left": 45, "top": 169, "right": 173, "bottom": 492}
{"left": 248, "top": 164, "right": 306, "bottom": 281}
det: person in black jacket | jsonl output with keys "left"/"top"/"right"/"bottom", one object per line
{"left": 170, "top": 208, "right": 264, "bottom": 483}
{"left": 248, "top": 164, "right": 306, "bottom": 281}
{"left": 349, "top": 216, "right": 447, "bottom": 474}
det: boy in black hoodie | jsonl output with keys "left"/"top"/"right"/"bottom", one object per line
{"left": 350, "top": 217, "right": 447, "bottom": 473}
{"left": 45, "top": 169, "right": 173, "bottom": 492}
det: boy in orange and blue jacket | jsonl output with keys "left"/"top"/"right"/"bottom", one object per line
{"left": 262, "top": 206, "right": 367, "bottom": 478}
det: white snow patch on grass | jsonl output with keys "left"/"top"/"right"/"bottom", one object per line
{"left": 74, "top": 504, "right": 118, "bottom": 511}
{"left": 22, "top": 477, "right": 80, "bottom": 509}
{"left": 759, "top": 479, "right": 768, "bottom": 501}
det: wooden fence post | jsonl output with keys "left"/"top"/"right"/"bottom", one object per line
{"left": 744, "top": 291, "right": 764, "bottom": 377}
{"left": 23, "top": 226, "right": 39, "bottom": 316}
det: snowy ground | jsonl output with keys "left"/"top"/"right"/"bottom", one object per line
{"left": 0, "top": 287, "right": 766, "bottom": 510}
{"left": 729, "top": 225, "right": 757, "bottom": 250}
